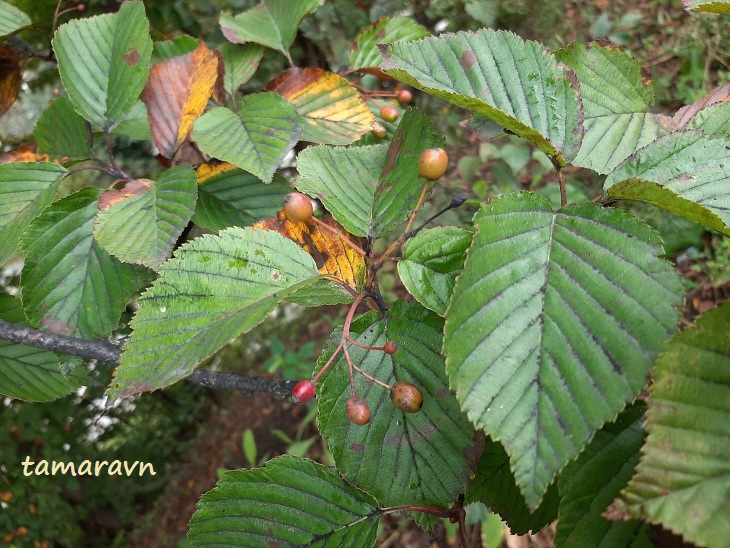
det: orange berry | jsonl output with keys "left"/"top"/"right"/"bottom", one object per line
{"left": 391, "top": 381, "right": 423, "bottom": 413}
{"left": 283, "top": 192, "right": 313, "bottom": 223}
{"left": 397, "top": 89, "right": 413, "bottom": 104}
{"left": 380, "top": 105, "right": 399, "bottom": 122}
{"left": 383, "top": 341, "right": 398, "bottom": 355}
{"left": 418, "top": 148, "right": 448, "bottom": 181}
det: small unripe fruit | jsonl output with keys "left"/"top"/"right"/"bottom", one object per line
{"left": 391, "top": 381, "right": 423, "bottom": 413}
{"left": 397, "top": 89, "right": 413, "bottom": 104}
{"left": 383, "top": 341, "right": 398, "bottom": 355}
{"left": 347, "top": 396, "right": 371, "bottom": 425}
{"left": 373, "top": 129, "right": 387, "bottom": 139}
{"left": 291, "top": 380, "right": 315, "bottom": 403}
{"left": 380, "top": 105, "right": 399, "bottom": 122}
{"left": 418, "top": 148, "right": 448, "bottom": 180}
{"left": 283, "top": 192, "right": 313, "bottom": 223}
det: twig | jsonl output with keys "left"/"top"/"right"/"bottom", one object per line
{"left": 557, "top": 166, "right": 567, "bottom": 207}
{"left": 0, "top": 320, "right": 295, "bottom": 399}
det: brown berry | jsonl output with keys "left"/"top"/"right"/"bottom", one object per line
{"left": 346, "top": 396, "right": 371, "bottom": 425}
{"left": 418, "top": 148, "right": 448, "bottom": 181}
{"left": 380, "top": 105, "right": 399, "bottom": 122}
{"left": 373, "top": 129, "right": 387, "bottom": 139}
{"left": 383, "top": 341, "right": 398, "bottom": 355}
{"left": 397, "top": 89, "right": 413, "bottom": 104}
{"left": 391, "top": 381, "right": 423, "bottom": 413}
{"left": 283, "top": 192, "right": 313, "bottom": 223}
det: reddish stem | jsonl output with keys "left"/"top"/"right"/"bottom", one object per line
{"left": 311, "top": 341, "right": 344, "bottom": 383}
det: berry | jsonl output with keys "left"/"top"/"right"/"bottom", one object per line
{"left": 418, "top": 148, "right": 448, "bottom": 181}
{"left": 291, "top": 380, "right": 315, "bottom": 403}
{"left": 383, "top": 341, "right": 398, "bottom": 355}
{"left": 346, "top": 396, "right": 371, "bottom": 425}
{"left": 283, "top": 192, "right": 313, "bottom": 223}
{"left": 373, "top": 129, "right": 387, "bottom": 139}
{"left": 391, "top": 381, "right": 423, "bottom": 413}
{"left": 380, "top": 105, "right": 399, "bottom": 122}
{"left": 397, "top": 89, "right": 413, "bottom": 104}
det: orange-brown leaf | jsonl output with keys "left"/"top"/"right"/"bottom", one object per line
{"left": 254, "top": 210, "right": 366, "bottom": 290}
{"left": 142, "top": 41, "right": 219, "bottom": 158}
{"left": 0, "top": 142, "right": 51, "bottom": 164}
{"left": 97, "top": 179, "right": 152, "bottom": 210}
{"left": 267, "top": 67, "right": 382, "bottom": 145}
{"left": 0, "top": 44, "right": 27, "bottom": 117}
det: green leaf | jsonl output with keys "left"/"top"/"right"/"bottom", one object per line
{"left": 398, "top": 226, "right": 472, "bottom": 316}
{"left": 220, "top": 0, "right": 320, "bottom": 59}
{"left": 0, "top": 294, "right": 85, "bottom": 402}
{"left": 34, "top": 96, "right": 92, "bottom": 159}
{"left": 218, "top": 42, "right": 263, "bottom": 97}
{"left": 605, "top": 130, "right": 730, "bottom": 236}
{"left": 682, "top": 0, "right": 730, "bottom": 13}
{"left": 152, "top": 35, "right": 198, "bottom": 62}
{"left": 109, "top": 228, "right": 322, "bottom": 398}
{"left": 352, "top": 98, "right": 403, "bottom": 145}
{"left": 556, "top": 404, "right": 652, "bottom": 548}
{"left": 555, "top": 43, "right": 664, "bottom": 174}
{"left": 317, "top": 301, "right": 478, "bottom": 509}
{"left": 0, "top": 1, "right": 31, "bottom": 40}
{"left": 112, "top": 100, "right": 152, "bottom": 140}
{"left": 349, "top": 16, "right": 430, "bottom": 72}
{"left": 94, "top": 165, "right": 198, "bottom": 270}
{"left": 444, "top": 192, "right": 684, "bottom": 509}
{"left": 53, "top": 0, "right": 153, "bottom": 131}
{"left": 188, "top": 456, "right": 379, "bottom": 546}
{"left": 192, "top": 93, "right": 301, "bottom": 183}
{"left": 609, "top": 301, "right": 730, "bottom": 548}
{"left": 296, "top": 144, "right": 387, "bottom": 237}
{"left": 466, "top": 437, "right": 559, "bottom": 535}
{"left": 20, "top": 188, "right": 149, "bottom": 341}
{"left": 373, "top": 108, "right": 445, "bottom": 236}
{"left": 688, "top": 102, "right": 730, "bottom": 138}
{"left": 0, "top": 162, "right": 67, "bottom": 265}
{"left": 381, "top": 29, "right": 583, "bottom": 165}
{"left": 193, "top": 163, "right": 290, "bottom": 232}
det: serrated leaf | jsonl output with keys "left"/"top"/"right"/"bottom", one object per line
{"left": 381, "top": 29, "right": 583, "bottom": 165}
{"left": 112, "top": 100, "right": 151, "bottom": 140}
{"left": 95, "top": 165, "right": 198, "bottom": 269}
{"left": 143, "top": 42, "right": 218, "bottom": 159}
{"left": 672, "top": 83, "right": 730, "bottom": 129}
{"left": 0, "top": 294, "right": 85, "bottom": 402}
{"left": 0, "top": 44, "right": 26, "bottom": 117}
{"left": 0, "top": 1, "right": 30, "bottom": 40}
{"left": 555, "top": 43, "right": 664, "bottom": 174}
{"left": 0, "top": 162, "right": 67, "bottom": 265}
{"left": 444, "top": 192, "right": 684, "bottom": 509}
{"left": 556, "top": 403, "right": 651, "bottom": 548}
{"left": 220, "top": 0, "right": 320, "bottom": 59}
{"left": 688, "top": 102, "right": 730, "bottom": 137}
{"left": 267, "top": 67, "right": 380, "bottom": 145}
{"left": 317, "top": 300, "right": 478, "bottom": 509}
{"left": 682, "top": 0, "right": 730, "bottom": 12}
{"left": 373, "top": 108, "right": 444, "bottom": 235}
{"left": 608, "top": 302, "right": 730, "bottom": 548}
{"left": 605, "top": 130, "right": 730, "bottom": 235}
{"left": 398, "top": 226, "right": 472, "bottom": 316}
{"left": 34, "top": 96, "right": 92, "bottom": 158}
{"left": 53, "top": 0, "right": 153, "bottom": 131}
{"left": 193, "top": 163, "right": 290, "bottom": 231}
{"left": 192, "top": 93, "right": 301, "bottom": 183}
{"left": 152, "top": 35, "right": 198, "bottom": 62}
{"left": 188, "top": 456, "right": 379, "bottom": 547}
{"left": 349, "top": 16, "right": 430, "bottom": 74}
{"left": 466, "top": 436, "right": 559, "bottom": 535}
{"left": 20, "top": 188, "right": 149, "bottom": 342}
{"left": 296, "top": 144, "right": 387, "bottom": 237}
{"left": 218, "top": 42, "right": 262, "bottom": 97}
{"left": 109, "top": 228, "right": 322, "bottom": 398}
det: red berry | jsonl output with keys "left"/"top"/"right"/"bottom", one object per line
{"left": 380, "top": 105, "right": 399, "bottom": 122}
{"left": 346, "top": 396, "right": 371, "bottom": 425}
{"left": 418, "top": 148, "right": 448, "bottom": 181}
{"left": 283, "top": 192, "right": 313, "bottom": 223}
{"left": 383, "top": 341, "right": 398, "bottom": 355}
{"left": 391, "top": 381, "right": 423, "bottom": 413}
{"left": 291, "top": 380, "right": 315, "bottom": 403}
{"left": 373, "top": 129, "right": 387, "bottom": 139}
{"left": 397, "top": 89, "right": 412, "bottom": 104}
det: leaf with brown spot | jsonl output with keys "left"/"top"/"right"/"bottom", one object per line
{"left": 267, "top": 68, "right": 380, "bottom": 145}
{"left": 253, "top": 210, "right": 366, "bottom": 292}
{"left": 0, "top": 44, "right": 27, "bottom": 117}
{"left": 97, "top": 179, "right": 151, "bottom": 210}
{"left": 671, "top": 82, "right": 730, "bottom": 129}
{"left": 143, "top": 41, "right": 219, "bottom": 159}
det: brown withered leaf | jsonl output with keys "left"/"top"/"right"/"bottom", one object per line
{"left": 142, "top": 41, "right": 219, "bottom": 159}
{"left": 0, "top": 44, "right": 27, "bottom": 117}
{"left": 672, "top": 82, "right": 730, "bottom": 129}
{"left": 0, "top": 142, "right": 49, "bottom": 164}
{"left": 254, "top": 210, "right": 366, "bottom": 291}
{"left": 266, "top": 67, "right": 382, "bottom": 145}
